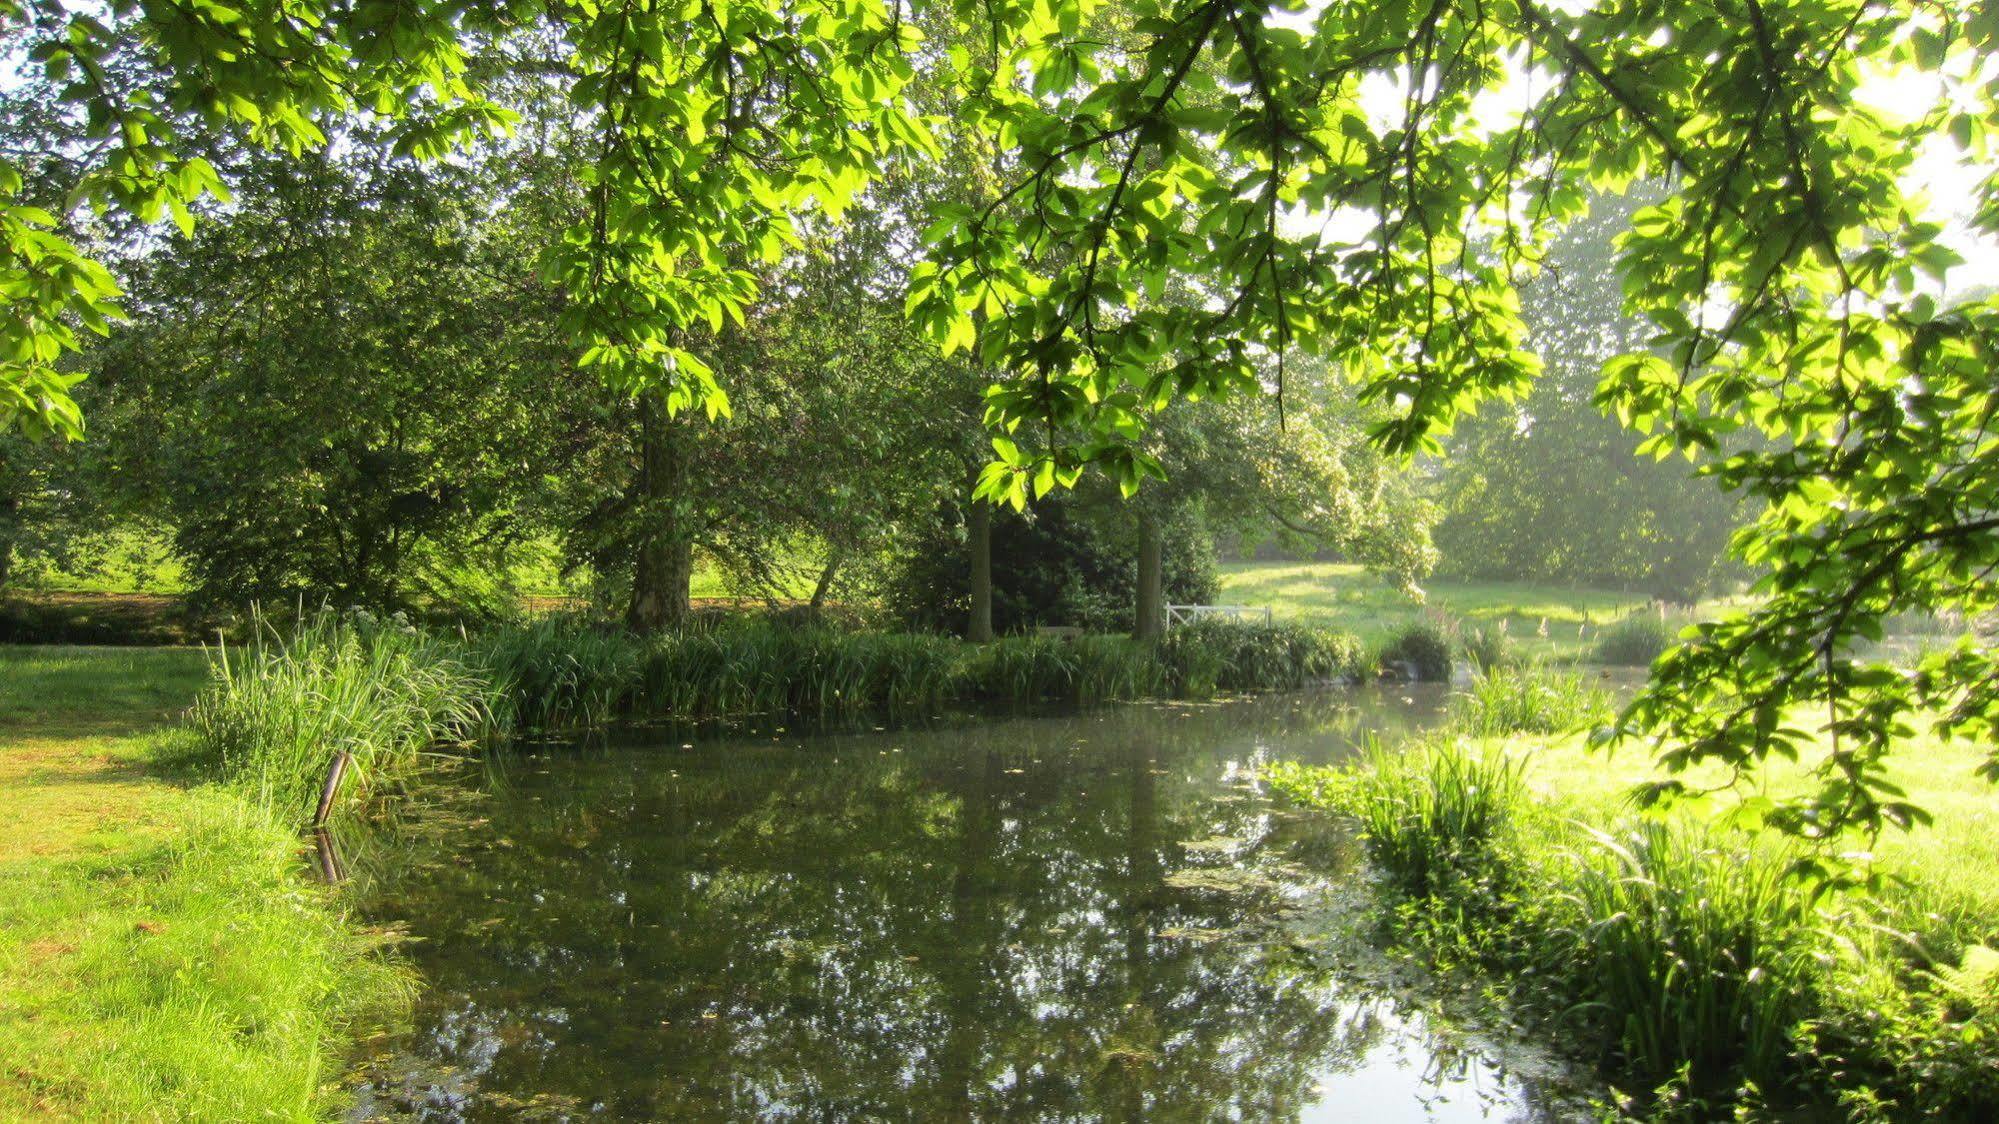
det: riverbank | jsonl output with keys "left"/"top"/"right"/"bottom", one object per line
{"left": 0, "top": 618, "right": 1378, "bottom": 1113}
{"left": 1268, "top": 670, "right": 1999, "bottom": 1119}
{"left": 0, "top": 647, "right": 410, "bottom": 1118}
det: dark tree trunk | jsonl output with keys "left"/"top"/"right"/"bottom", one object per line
{"left": 1133, "top": 509, "right": 1163, "bottom": 643}
{"left": 626, "top": 396, "right": 694, "bottom": 633}
{"left": 808, "top": 554, "right": 841, "bottom": 612}
{"left": 965, "top": 488, "right": 994, "bottom": 643}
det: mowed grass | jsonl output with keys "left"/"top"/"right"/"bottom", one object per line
{"left": 1505, "top": 721, "right": 1999, "bottom": 924}
{"left": 0, "top": 646, "right": 411, "bottom": 1120}
{"left": 1217, "top": 560, "right": 1734, "bottom": 658}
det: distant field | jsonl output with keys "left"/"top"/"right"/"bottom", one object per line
{"left": 1217, "top": 561, "right": 1691, "bottom": 658}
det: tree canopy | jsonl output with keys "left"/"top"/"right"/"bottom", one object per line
{"left": 4, "top": 0, "right": 1999, "bottom": 843}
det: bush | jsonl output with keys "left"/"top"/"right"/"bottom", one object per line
{"left": 1447, "top": 663, "right": 1612, "bottom": 737}
{"left": 1593, "top": 606, "right": 1679, "bottom": 666}
{"left": 1379, "top": 620, "right": 1453, "bottom": 680}
{"left": 880, "top": 490, "right": 1216, "bottom": 635}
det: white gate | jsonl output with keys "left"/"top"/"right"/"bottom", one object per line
{"left": 1165, "top": 604, "right": 1273, "bottom": 629}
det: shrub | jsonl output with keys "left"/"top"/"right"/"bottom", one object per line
{"left": 1593, "top": 606, "right": 1679, "bottom": 666}
{"left": 1447, "top": 663, "right": 1612, "bottom": 737}
{"left": 880, "top": 490, "right": 1216, "bottom": 635}
{"left": 1379, "top": 620, "right": 1453, "bottom": 681}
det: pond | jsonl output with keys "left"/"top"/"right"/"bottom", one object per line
{"left": 342, "top": 687, "right": 1586, "bottom": 1122}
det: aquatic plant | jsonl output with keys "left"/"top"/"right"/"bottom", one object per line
{"left": 188, "top": 609, "right": 499, "bottom": 819}
{"left": 1160, "top": 617, "right": 1367, "bottom": 697}
{"left": 1447, "top": 663, "right": 1612, "bottom": 737}
{"left": 1592, "top": 606, "right": 1680, "bottom": 667}
{"left": 1274, "top": 737, "right": 1525, "bottom": 898}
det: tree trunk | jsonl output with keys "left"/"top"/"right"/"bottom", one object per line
{"left": 965, "top": 489, "right": 994, "bottom": 643}
{"left": 1133, "top": 509, "right": 1164, "bottom": 643}
{"left": 808, "top": 554, "right": 842, "bottom": 612}
{"left": 626, "top": 396, "right": 694, "bottom": 633}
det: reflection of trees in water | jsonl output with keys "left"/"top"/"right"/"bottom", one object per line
{"left": 347, "top": 690, "right": 1511, "bottom": 1121}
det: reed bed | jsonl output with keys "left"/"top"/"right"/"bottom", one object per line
{"left": 188, "top": 611, "right": 1367, "bottom": 819}
{"left": 1265, "top": 737, "right": 1967, "bottom": 1113}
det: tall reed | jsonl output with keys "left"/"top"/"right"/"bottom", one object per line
{"left": 1447, "top": 663, "right": 1612, "bottom": 737}
{"left": 1557, "top": 823, "right": 1816, "bottom": 1088}
{"left": 188, "top": 610, "right": 499, "bottom": 819}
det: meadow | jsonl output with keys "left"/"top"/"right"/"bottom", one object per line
{"left": 1217, "top": 559, "right": 1725, "bottom": 659}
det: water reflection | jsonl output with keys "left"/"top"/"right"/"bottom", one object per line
{"left": 345, "top": 687, "right": 1581, "bottom": 1122}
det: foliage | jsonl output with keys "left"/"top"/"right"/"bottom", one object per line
{"left": 1430, "top": 197, "right": 1747, "bottom": 604}
{"left": 883, "top": 486, "right": 1217, "bottom": 635}
{"left": 1458, "top": 622, "right": 1515, "bottom": 672}
{"left": 1157, "top": 617, "right": 1366, "bottom": 697}
{"left": 88, "top": 154, "right": 569, "bottom": 614}
{"left": 1271, "top": 748, "right": 1825, "bottom": 1105}
{"left": 1270, "top": 739, "right": 1525, "bottom": 899}
{"left": 475, "top": 613, "right": 1358, "bottom": 728}
{"left": 1273, "top": 720, "right": 1999, "bottom": 1114}
{"left": 1594, "top": 608, "right": 1683, "bottom": 668}
{"left": 188, "top": 610, "right": 500, "bottom": 818}
{"left": 1560, "top": 823, "right": 1817, "bottom": 1089}
{"left": 1378, "top": 621, "right": 1453, "bottom": 682}
{"left": 1, "top": 0, "right": 1994, "bottom": 846}
{"left": 1446, "top": 664, "right": 1612, "bottom": 738}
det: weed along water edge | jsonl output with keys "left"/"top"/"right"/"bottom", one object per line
{"left": 337, "top": 688, "right": 1593, "bottom": 1121}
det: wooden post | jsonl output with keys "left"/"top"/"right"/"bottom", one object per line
{"left": 312, "top": 750, "right": 353, "bottom": 828}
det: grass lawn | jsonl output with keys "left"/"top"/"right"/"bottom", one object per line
{"left": 1497, "top": 720, "right": 1999, "bottom": 924}
{"left": 1218, "top": 560, "right": 1696, "bottom": 657}
{"left": 0, "top": 646, "right": 410, "bottom": 1119}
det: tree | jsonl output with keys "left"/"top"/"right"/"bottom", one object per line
{"left": 6, "top": 0, "right": 1999, "bottom": 843}
{"left": 1431, "top": 197, "right": 1746, "bottom": 604}
{"left": 1123, "top": 358, "right": 1436, "bottom": 641}
{"left": 91, "top": 151, "right": 571, "bottom": 612}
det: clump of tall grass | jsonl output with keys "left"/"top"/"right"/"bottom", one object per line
{"left": 1160, "top": 618, "right": 1365, "bottom": 697}
{"left": 188, "top": 610, "right": 499, "bottom": 819}
{"left": 1593, "top": 605, "right": 1680, "bottom": 667}
{"left": 1557, "top": 823, "right": 1817, "bottom": 1089}
{"left": 1272, "top": 737, "right": 1526, "bottom": 897}
{"left": 1459, "top": 621, "right": 1515, "bottom": 671}
{"left": 474, "top": 614, "right": 645, "bottom": 730}
{"left": 1447, "top": 663, "right": 1612, "bottom": 737}
{"left": 1273, "top": 746, "right": 1999, "bottom": 1112}
{"left": 1378, "top": 619, "right": 1453, "bottom": 681}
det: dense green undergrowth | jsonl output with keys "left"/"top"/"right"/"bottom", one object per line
{"left": 192, "top": 611, "right": 1373, "bottom": 822}
{"left": 1267, "top": 664, "right": 1999, "bottom": 1121}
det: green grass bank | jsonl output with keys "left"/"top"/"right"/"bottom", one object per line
{"left": 0, "top": 647, "right": 412, "bottom": 1120}
{"left": 1268, "top": 664, "right": 1999, "bottom": 1120}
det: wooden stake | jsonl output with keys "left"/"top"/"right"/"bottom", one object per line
{"left": 312, "top": 750, "right": 353, "bottom": 828}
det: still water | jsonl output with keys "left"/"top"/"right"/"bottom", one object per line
{"left": 343, "top": 687, "right": 1583, "bottom": 1122}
